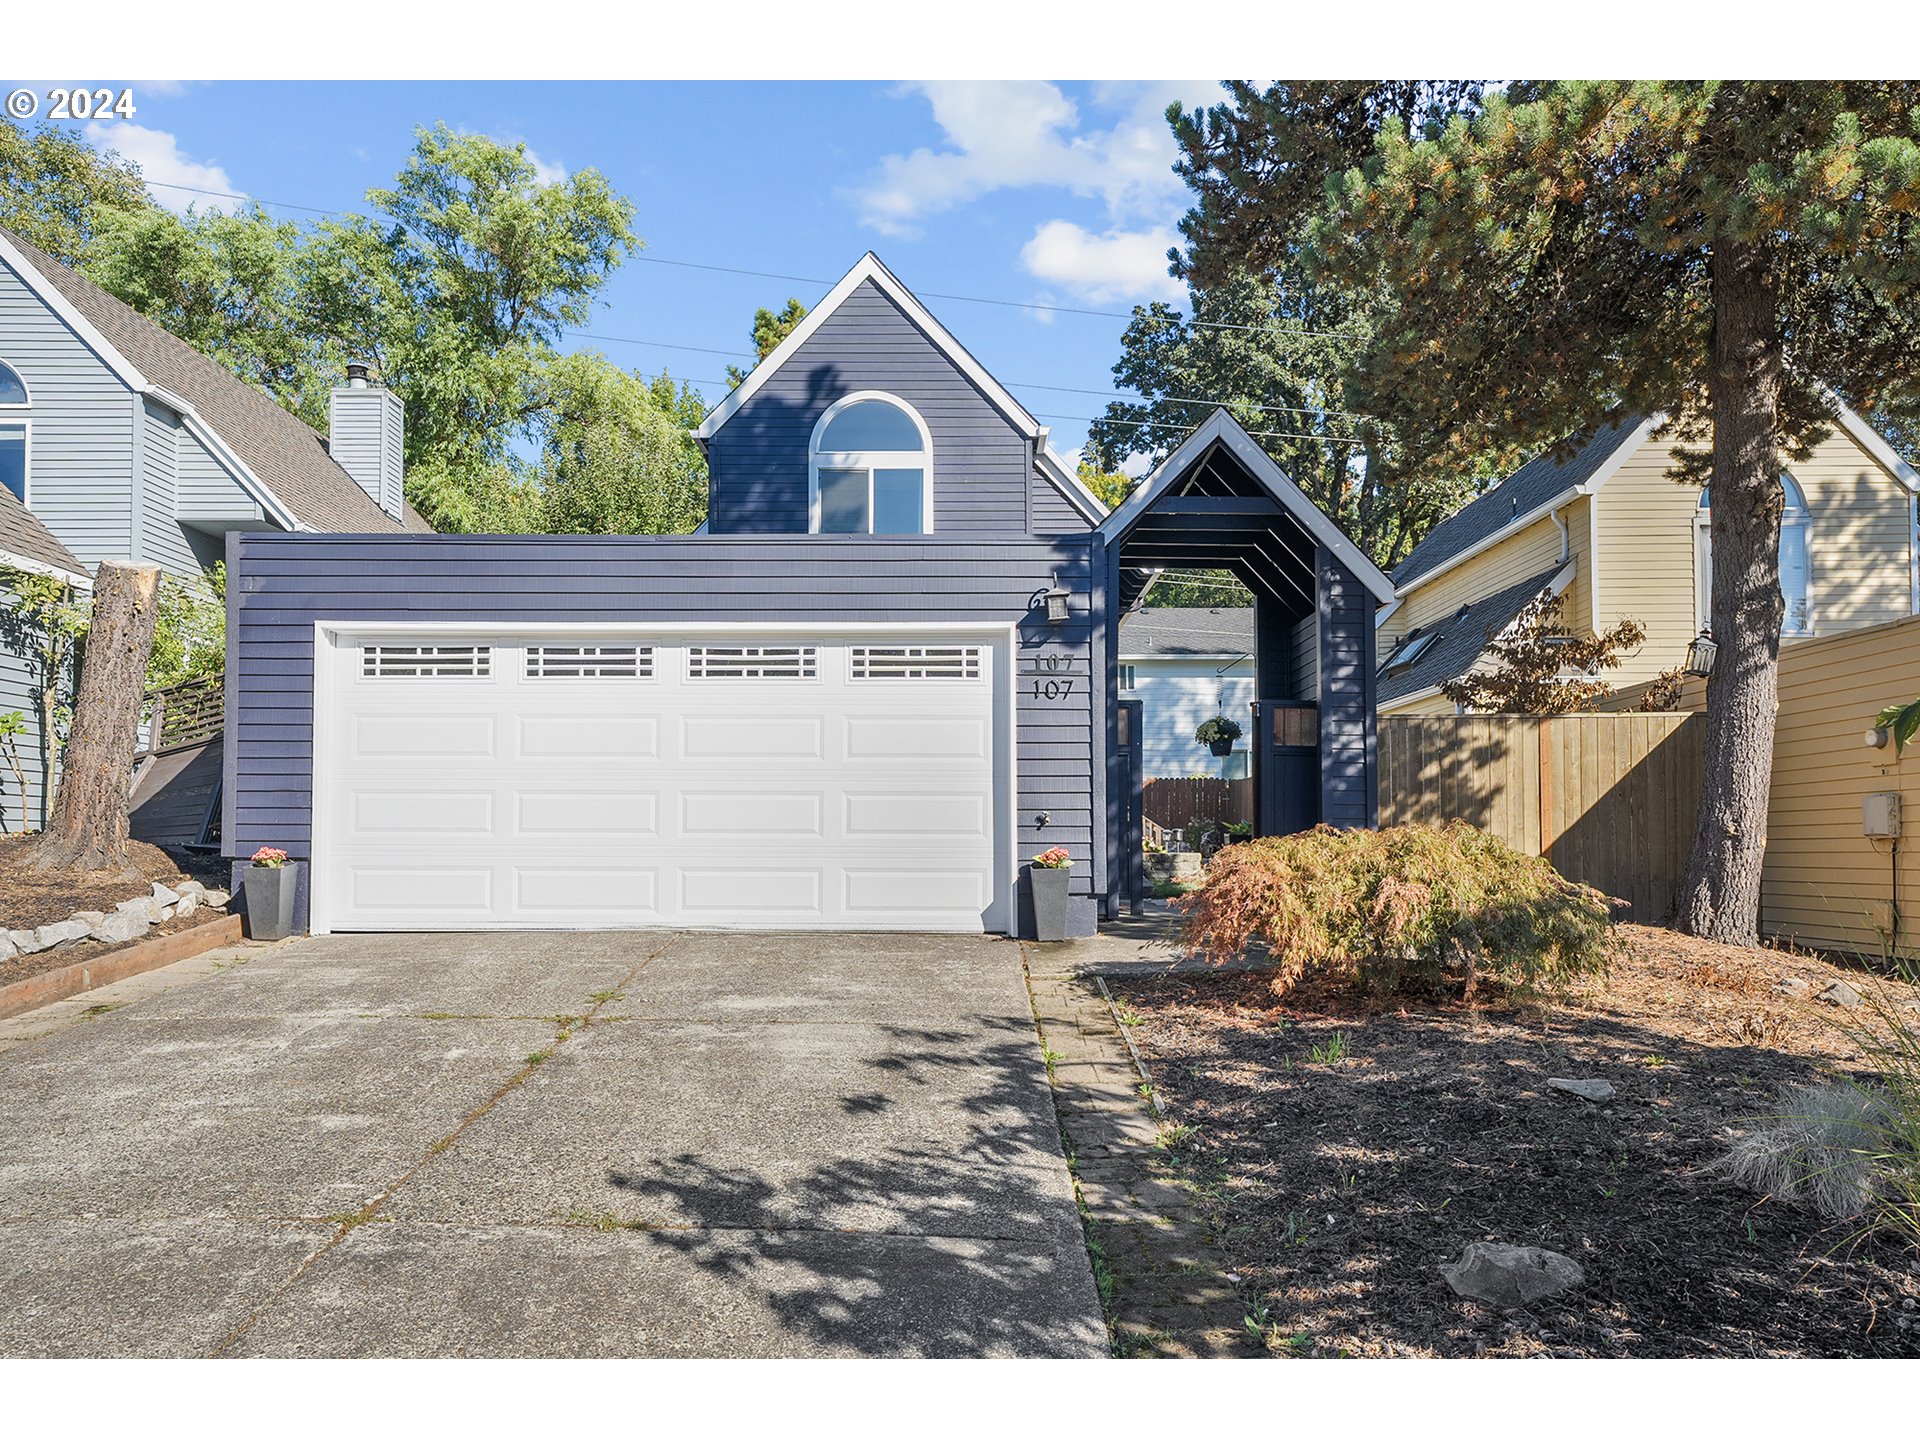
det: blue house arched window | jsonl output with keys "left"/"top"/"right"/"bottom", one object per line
{"left": 0, "top": 359, "right": 27, "bottom": 504}
{"left": 809, "top": 392, "right": 933, "bottom": 534}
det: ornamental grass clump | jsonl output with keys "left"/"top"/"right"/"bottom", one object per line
{"left": 1179, "top": 821, "right": 1618, "bottom": 1000}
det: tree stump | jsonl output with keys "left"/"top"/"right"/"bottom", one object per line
{"left": 21, "top": 562, "right": 161, "bottom": 878}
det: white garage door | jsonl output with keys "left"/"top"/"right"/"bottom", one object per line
{"left": 314, "top": 630, "right": 1009, "bottom": 933}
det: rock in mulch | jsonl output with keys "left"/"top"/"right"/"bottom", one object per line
{"left": 1775, "top": 976, "right": 1813, "bottom": 998}
{"left": 1547, "top": 1077, "right": 1616, "bottom": 1103}
{"left": 90, "top": 909, "right": 151, "bottom": 945}
{"left": 1819, "top": 979, "right": 1865, "bottom": 1009}
{"left": 1441, "top": 1242, "right": 1585, "bottom": 1308}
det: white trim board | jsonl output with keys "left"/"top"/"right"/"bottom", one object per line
{"left": 696, "top": 253, "right": 1044, "bottom": 444}
{"left": 1099, "top": 408, "right": 1396, "bottom": 605}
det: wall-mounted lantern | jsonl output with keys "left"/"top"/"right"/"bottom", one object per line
{"left": 1684, "top": 627, "right": 1718, "bottom": 678}
{"left": 1030, "top": 574, "right": 1071, "bottom": 625}
{"left": 1867, "top": 725, "right": 1892, "bottom": 750}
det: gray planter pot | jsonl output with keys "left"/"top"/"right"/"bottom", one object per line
{"left": 244, "top": 861, "right": 302, "bottom": 941}
{"left": 1030, "top": 864, "right": 1071, "bottom": 942}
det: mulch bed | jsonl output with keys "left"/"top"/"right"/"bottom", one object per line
{"left": 0, "top": 835, "right": 231, "bottom": 991}
{"left": 1113, "top": 924, "right": 1920, "bottom": 1357}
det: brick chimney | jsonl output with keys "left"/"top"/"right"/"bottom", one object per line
{"left": 328, "top": 360, "right": 405, "bottom": 522}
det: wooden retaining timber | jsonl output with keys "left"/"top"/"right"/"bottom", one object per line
{"left": 0, "top": 912, "right": 245, "bottom": 1020}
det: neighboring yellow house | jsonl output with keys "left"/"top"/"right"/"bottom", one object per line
{"left": 1377, "top": 407, "right": 1920, "bottom": 715}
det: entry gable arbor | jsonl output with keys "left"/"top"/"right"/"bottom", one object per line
{"left": 1101, "top": 410, "right": 1391, "bottom": 842}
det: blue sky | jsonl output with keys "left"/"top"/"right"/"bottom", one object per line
{"left": 56, "top": 79, "right": 1223, "bottom": 465}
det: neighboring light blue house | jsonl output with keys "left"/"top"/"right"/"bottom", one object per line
{"left": 1118, "top": 607, "right": 1257, "bottom": 780}
{"left": 223, "top": 254, "right": 1393, "bottom": 938}
{"left": 0, "top": 225, "right": 428, "bottom": 834}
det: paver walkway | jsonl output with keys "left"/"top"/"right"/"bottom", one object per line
{"left": 1025, "top": 909, "right": 1257, "bottom": 1358}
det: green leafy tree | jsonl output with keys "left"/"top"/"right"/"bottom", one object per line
{"left": 147, "top": 565, "right": 226, "bottom": 689}
{"left": 1087, "top": 266, "right": 1515, "bottom": 571}
{"left": 84, "top": 206, "right": 341, "bottom": 430}
{"left": 1173, "top": 81, "right": 1920, "bottom": 944}
{"left": 725, "top": 299, "right": 808, "bottom": 388}
{"left": 0, "top": 711, "right": 31, "bottom": 833}
{"left": 0, "top": 117, "right": 153, "bottom": 266}
{"left": 519, "top": 353, "right": 708, "bottom": 535}
{"left": 303, "top": 124, "right": 638, "bottom": 529}
{"left": 1075, "top": 458, "right": 1133, "bottom": 512}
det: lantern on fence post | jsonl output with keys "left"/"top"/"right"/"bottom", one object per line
{"left": 1684, "top": 627, "right": 1718, "bottom": 678}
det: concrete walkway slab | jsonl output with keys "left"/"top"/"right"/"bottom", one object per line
{"left": 0, "top": 929, "right": 1102, "bottom": 1357}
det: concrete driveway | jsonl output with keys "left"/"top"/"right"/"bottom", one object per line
{"left": 0, "top": 931, "right": 1105, "bottom": 1357}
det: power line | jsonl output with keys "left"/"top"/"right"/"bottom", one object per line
{"left": 134, "top": 178, "right": 1363, "bottom": 344}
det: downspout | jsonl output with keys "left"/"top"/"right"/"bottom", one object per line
{"left": 1550, "top": 506, "right": 1570, "bottom": 564}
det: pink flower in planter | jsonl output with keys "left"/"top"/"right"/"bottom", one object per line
{"left": 1031, "top": 847, "right": 1072, "bottom": 869}
{"left": 251, "top": 846, "right": 288, "bottom": 868}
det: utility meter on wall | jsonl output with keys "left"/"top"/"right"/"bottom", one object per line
{"left": 1864, "top": 791, "right": 1902, "bottom": 838}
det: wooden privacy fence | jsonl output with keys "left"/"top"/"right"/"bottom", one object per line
{"left": 1378, "top": 713, "right": 1706, "bottom": 921}
{"left": 1143, "top": 776, "right": 1255, "bottom": 833}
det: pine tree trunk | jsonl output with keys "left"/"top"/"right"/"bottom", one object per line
{"left": 21, "top": 562, "right": 160, "bottom": 877}
{"left": 1674, "top": 240, "right": 1783, "bottom": 944}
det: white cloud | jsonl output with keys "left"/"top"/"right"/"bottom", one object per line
{"left": 855, "top": 81, "right": 1203, "bottom": 238}
{"left": 1020, "top": 220, "right": 1182, "bottom": 305}
{"left": 86, "top": 121, "right": 243, "bottom": 214}
{"left": 520, "top": 144, "right": 568, "bottom": 187}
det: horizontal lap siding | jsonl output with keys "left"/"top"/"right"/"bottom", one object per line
{"left": 0, "top": 255, "right": 133, "bottom": 565}
{"left": 707, "top": 280, "right": 1032, "bottom": 536}
{"left": 1318, "top": 547, "right": 1378, "bottom": 828}
{"left": 228, "top": 532, "right": 1105, "bottom": 932}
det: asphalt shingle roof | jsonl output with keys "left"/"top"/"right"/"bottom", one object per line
{"left": 0, "top": 486, "right": 84, "bottom": 576}
{"left": 1392, "top": 416, "right": 1643, "bottom": 589}
{"left": 1119, "top": 606, "right": 1255, "bottom": 658}
{"left": 1376, "top": 564, "right": 1567, "bottom": 706}
{"left": 1, "top": 226, "right": 429, "bottom": 534}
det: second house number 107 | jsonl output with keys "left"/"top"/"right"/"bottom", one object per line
{"left": 1031, "top": 653, "right": 1075, "bottom": 702}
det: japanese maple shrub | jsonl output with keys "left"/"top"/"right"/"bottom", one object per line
{"left": 1180, "top": 822, "right": 1617, "bottom": 1000}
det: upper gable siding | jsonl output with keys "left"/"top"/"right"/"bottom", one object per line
{"left": 707, "top": 279, "right": 1032, "bottom": 535}
{"left": 1594, "top": 426, "right": 1913, "bottom": 691}
{"left": 0, "top": 255, "right": 134, "bottom": 564}
{"left": 1031, "top": 467, "right": 1092, "bottom": 533}
{"left": 134, "top": 399, "right": 201, "bottom": 579}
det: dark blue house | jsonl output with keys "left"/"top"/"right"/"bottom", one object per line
{"left": 224, "top": 254, "right": 1390, "bottom": 937}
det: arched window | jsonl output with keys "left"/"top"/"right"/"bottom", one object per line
{"left": 1697, "top": 474, "right": 1811, "bottom": 636}
{"left": 0, "top": 359, "right": 28, "bottom": 504}
{"left": 809, "top": 392, "right": 932, "bottom": 535}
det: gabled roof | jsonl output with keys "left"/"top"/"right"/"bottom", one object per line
{"left": 1393, "top": 415, "right": 1652, "bottom": 591}
{"left": 1392, "top": 399, "right": 1919, "bottom": 596}
{"left": 1102, "top": 408, "right": 1395, "bottom": 606}
{"left": 0, "top": 226, "right": 428, "bottom": 535}
{"left": 0, "top": 486, "right": 87, "bottom": 584}
{"left": 694, "top": 251, "right": 1103, "bottom": 525}
{"left": 1378, "top": 562, "right": 1572, "bottom": 707}
{"left": 1119, "top": 606, "right": 1254, "bottom": 659}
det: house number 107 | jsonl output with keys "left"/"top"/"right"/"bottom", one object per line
{"left": 1031, "top": 676, "right": 1075, "bottom": 701}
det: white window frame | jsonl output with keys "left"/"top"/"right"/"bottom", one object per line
{"left": 1696, "top": 474, "right": 1813, "bottom": 637}
{"left": 1118, "top": 663, "right": 1136, "bottom": 691}
{"left": 808, "top": 390, "right": 934, "bottom": 535}
{"left": 0, "top": 357, "right": 30, "bottom": 507}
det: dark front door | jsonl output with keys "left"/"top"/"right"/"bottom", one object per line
{"left": 1253, "top": 700, "right": 1319, "bottom": 837}
{"left": 1117, "top": 699, "right": 1144, "bottom": 913}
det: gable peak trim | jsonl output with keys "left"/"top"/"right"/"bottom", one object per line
{"left": 694, "top": 251, "right": 1043, "bottom": 444}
